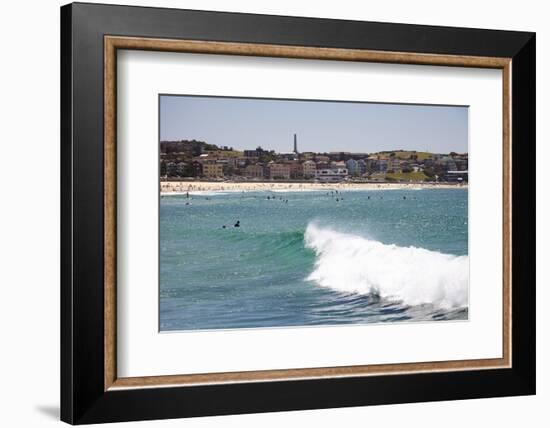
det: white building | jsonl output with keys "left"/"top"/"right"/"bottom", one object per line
{"left": 315, "top": 168, "right": 348, "bottom": 182}
{"left": 303, "top": 160, "right": 317, "bottom": 178}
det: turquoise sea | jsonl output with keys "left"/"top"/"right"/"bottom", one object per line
{"left": 160, "top": 188, "right": 468, "bottom": 331}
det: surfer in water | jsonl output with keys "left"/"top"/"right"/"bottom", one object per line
{"left": 234, "top": 220, "right": 240, "bottom": 228}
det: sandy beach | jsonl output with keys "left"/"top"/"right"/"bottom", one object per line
{"left": 160, "top": 180, "right": 467, "bottom": 194}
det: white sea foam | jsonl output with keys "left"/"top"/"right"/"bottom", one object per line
{"left": 304, "top": 223, "right": 468, "bottom": 309}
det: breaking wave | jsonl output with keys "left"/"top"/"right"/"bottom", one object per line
{"left": 304, "top": 223, "right": 468, "bottom": 309}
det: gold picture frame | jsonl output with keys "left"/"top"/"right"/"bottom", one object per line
{"left": 103, "top": 35, "right": 512, "bottom": 391}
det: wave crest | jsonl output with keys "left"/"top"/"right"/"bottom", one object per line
{"left": 304, "top": 223, "right": 468, "bottom": 308}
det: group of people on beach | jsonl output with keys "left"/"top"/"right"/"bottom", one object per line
{"left": 159, "top": 180, "right": 456, "bottom": 195}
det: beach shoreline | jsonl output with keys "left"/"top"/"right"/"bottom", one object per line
{"left": 160, "top": 180, "right": 467, "bottom": 195}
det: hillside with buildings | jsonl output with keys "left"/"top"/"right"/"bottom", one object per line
{"left": 160, "top": 136, "right": 468, "bottom": 183}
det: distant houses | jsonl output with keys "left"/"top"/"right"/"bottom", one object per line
{"left": 159, "top": 139, "right": 468, "bottom": 183}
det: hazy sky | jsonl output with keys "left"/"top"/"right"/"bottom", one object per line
{"left": 160, "top": 95, "right": 468, "bottom": 154}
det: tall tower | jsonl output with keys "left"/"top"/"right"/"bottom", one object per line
{"left": 293, "top": 133, "right": 298, "bottom": 154}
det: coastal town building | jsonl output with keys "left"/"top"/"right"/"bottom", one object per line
{"left": 191, "top": 160, "right": 203, "bottom": 176}
{"left": 328, "top": 152, "right": 346, "bottom": 161}
{"left": 278, "top": 152, "right": 298, "bottom": 161}
{"left": 315, "top": 161, "right": 330, "bottom": 170}
{"left": 346, "top": 159, "right": 359, "bottom": 176}
{"left": 377, "top": 159, "right": 388, "bottom": 172}
{"left": 446, "top": 160, "right": 458, "bottom": 171}
{"left": 315, "top": 155, "right": 330, "bottom": 163}
{"left": 245, "top": 164, "right": 264, "bottom": 178}
{"left": 444, "top": 170, "right": 468, "bottom": 182}
{"left": 288, "top": 162, "right": 303, "bottom": 179}
{"left": 357, "top": 159, "right": 367, "bottom": 175}
{"left": 399, "top": 161, "right": 411, "bottom": 172}
{"left": 365, "top": 157, "right": 378, "bottom": 172}
{"left": 176, "top": 162, "right": 187, "bottom": 176}
{"left": 455, "top": 158, "right": 468, "bottom": 171}
{"left": 303, "top": 160, "right": 317, "bottom": 178}
{"left": 388, "top": 156, "right": 401, "bottom": 172}
{"left": 267, "top": 163, "right": 291, "bottom": 179}
{"left": 331, "top": 161, "right": 346, "bottom": 169}
{"left": 165, "top": 162, "right": 177, "bottom": 177}
{"left": 315, "top": 168, "right": 348, "bottom": 183}
{"left": 202, "top": 163, "right": 224, "bottom": 178}
{"left": 244, "top": 147, "right": 265, "bottom": 158}
{"left": 224, "top": 157, "right": 247, "bottom": 168}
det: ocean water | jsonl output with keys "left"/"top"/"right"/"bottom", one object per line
{"left": 160, "top": 188, "right": 468, "bottom": 331}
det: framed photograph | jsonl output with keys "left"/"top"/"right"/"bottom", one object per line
{"left": 61, "top": 2, "right": 535, "bottom": 424}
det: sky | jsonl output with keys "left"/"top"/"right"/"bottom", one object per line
{"left": 160, "top": 95, "right": 468, "bottom": 154}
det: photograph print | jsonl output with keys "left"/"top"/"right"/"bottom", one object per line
{"left": 159, "top": 95, "right": 469, "bottom": 332}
